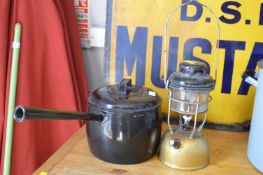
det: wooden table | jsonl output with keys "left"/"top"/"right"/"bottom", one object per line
{"left": 33, "top": 124, "right": 261, "bottom": 175}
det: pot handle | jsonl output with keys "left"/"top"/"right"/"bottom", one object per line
{"left": 242, "top": 70, "right": 258, "bottom": 87}
{"left": 14, "top": 105, "right": 104, "bottom": 122}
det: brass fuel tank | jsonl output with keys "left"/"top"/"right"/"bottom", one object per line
{"left": 158, "top": 127, "right": 209, "bottom": 170}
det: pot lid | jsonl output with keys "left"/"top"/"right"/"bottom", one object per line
{"left": 168, "top": 61, "right": 215, "bottom": 92}
{"left": 258, "top": 59, "right": 263, "bottom": 69}
{"left": 88, "top": 79, "right": 162, "bottom": 112}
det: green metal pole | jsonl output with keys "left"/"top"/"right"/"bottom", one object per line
{"left": 3, "top": 23, "right": 22, "bottom": 175}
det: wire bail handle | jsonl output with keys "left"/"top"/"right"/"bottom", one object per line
{"left": 163, "top": 0, "right": 221, "bottom": 88}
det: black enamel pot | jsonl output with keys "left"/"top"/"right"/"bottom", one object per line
{"left": 14, "top": 79, "right": 162, "bottom": 164}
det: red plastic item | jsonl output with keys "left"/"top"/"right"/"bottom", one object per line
{"left": 0, "top": 0, "right": 88, "bottom": 174}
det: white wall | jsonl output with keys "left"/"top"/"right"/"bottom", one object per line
{"left": 83, "top": 0, "right": 107, "bottom": 91}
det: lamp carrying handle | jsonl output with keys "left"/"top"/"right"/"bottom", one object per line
{"left": 163, "top": 0, "right": 220, "bottom": 88}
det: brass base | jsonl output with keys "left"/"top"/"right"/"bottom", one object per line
{"left": 158, "top": 130, "right": 209, "bottom": 170}
{"left": 159, "top": 158, "right": 208, "bottom": 170}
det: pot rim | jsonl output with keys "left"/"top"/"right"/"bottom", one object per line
{"left": 88, "top": 102, "right": 162, "bottom": 114}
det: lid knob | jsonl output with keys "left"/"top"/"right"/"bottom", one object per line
{"left": 119, "top": 79, "right": 132, "bottom": 97}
